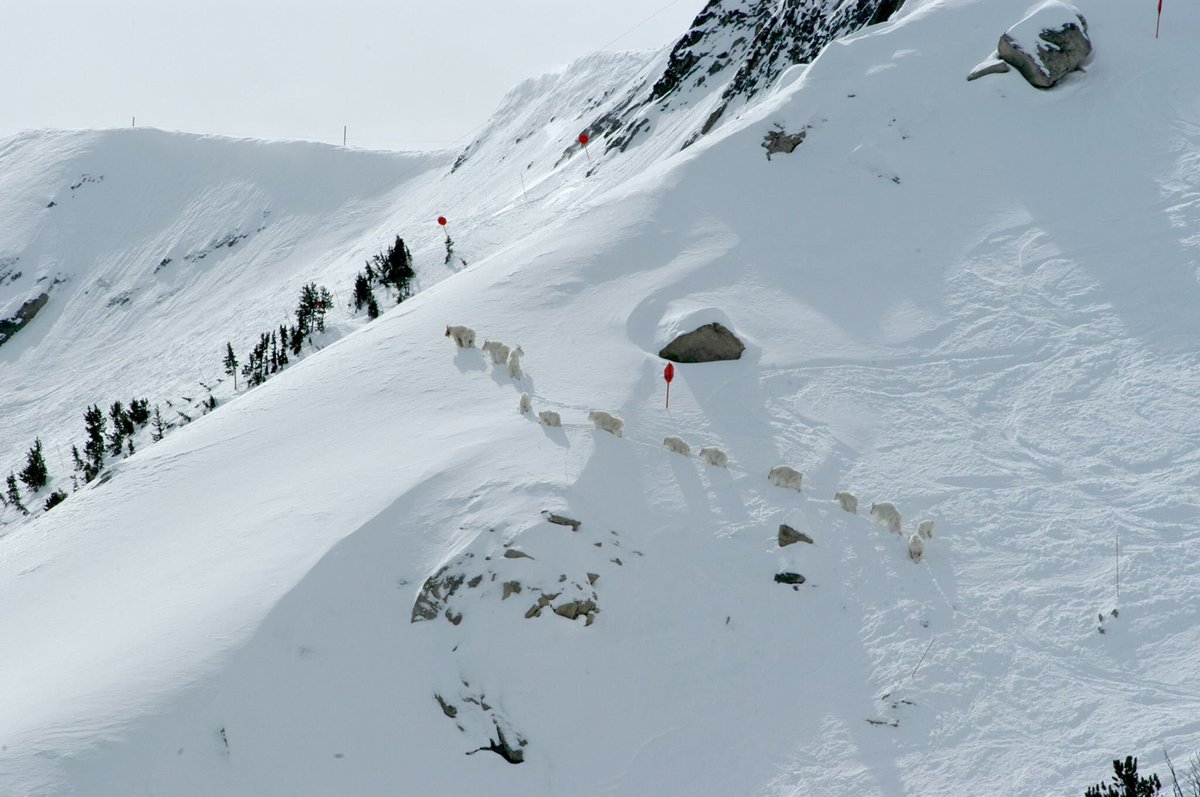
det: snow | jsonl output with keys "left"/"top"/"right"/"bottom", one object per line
{"left": 2, "top": 0, "right": 1200, "bottom": 794}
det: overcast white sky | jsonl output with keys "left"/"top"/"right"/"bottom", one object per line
{"left": 1, "top": 0, "right": 700, "bottom": 150}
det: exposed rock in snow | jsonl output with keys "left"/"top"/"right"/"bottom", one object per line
{"left": 580, "top": 0, "right": 906, "bottom": 156}
{"left": 659, "top": 322, "right": 746, "bottom": 363}
{"left": 779, "top": 524, "right": 814, "bottom": 547}
{"left": 762, "top": 123, "right": 807, "bottom": 159}
{"left": 997, "top": 1, "right": 1091, "bottom": 89}
{"left": 543, "top": 511, "right": 582, "bottom": 531}
{"left": 774, "top": 572, "right": 806, "bottom": 585}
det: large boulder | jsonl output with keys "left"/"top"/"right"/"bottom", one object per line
{"left": 996, "top": 1, "right": 1091, "bottom": 89}
{"left": 659, "top": 322, "right": 745, "bottom": 363}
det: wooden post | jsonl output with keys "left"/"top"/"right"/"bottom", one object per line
{"left": 343, "top": 125, "right": 347, "bottom": 147}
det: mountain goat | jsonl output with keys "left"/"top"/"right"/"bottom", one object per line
{"left": 518, "top": 392, "right": 532, "bottom": 414}
{"left": 768, "top": 465, "right": 804, "bottom": 492}
{"left": 699, "top": 447, "right": 729, "bottom": 468}
{"left": 907, "top": 533, "right": 925, "bottom": 563}
{"left": 538, "top": 410, "right": 561, "bottom": 427}
{"left": 445, "top": 324, "right": 476, "bottom": 348}
{"left": 507, "top": 345, "right": 525, "bottom": 380}
{"left": 917, "top": 519, "right": 934, "bottom": 539}
{"left": 835, "top": 490, "right": 859, "bottom": 514}
{"left": 870, "top": 501, "right": 903, "bottom": 533}
{"left": 587, "top": 410, "right": 624, "bottom": 437}
{"left": 663, "top": 436, "right": 690, "bottom": 456}
{"left": 482, "top": 340, "right": 511, "bottom": 364}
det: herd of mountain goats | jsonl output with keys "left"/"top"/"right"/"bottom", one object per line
{"left": 447, "top": 324, "right": 935, "bottom": 564}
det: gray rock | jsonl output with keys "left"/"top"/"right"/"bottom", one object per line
{"left": 502, "top": 580, "right": 522, "bottom": 600}
{"left": 434, "top": 694, "right": 458, "bottom": 719}
{"left": 778, "top": 524, "right": 814, "bottom": 547}
{"left": 544, "top": 512, "right": 581, "bottom": 531}
{"left": 774, "top": 572, "right": 806, "bottom": 585}
{"left": 586, "top": 572, "right": 600, "bottom": 585}
{"left": 503, "top": 549, "right": 534, "bottom": 560}
{"left": 762, "top": 124, "right": 806, "bottom": 160}
{"left": 411, "top": 566, "right": 466, "bottom": 623}
{"left": 996, "top": 3, "right": 1091, "bottom": 89}
{"left": 659, "top": 322, "right": 746, "bottom": 364}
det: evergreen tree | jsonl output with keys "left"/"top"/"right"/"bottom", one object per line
{"left": 367, "top": 292, "right": 380, "bottom": 319}
{"left": 126, "top": 437, "right": 135, "bottom": 456}
{"left": 1086, "top": 757, "right": 1163, "bottom": 797}
{"left": 83, "top": 404, "right": 106, "bottom": 480}
{"left": 277, "top": 325, "right": 290, "bottom": 367}
{"left": 444, "top": 234, "right": 456, "bottom": 266}
{"left": 381, "top": 236, "right": 416, "bottom": 302}
{"left": 289, "top": 324, "right": 303, "bottom": 356}
{"left": 129, "top": 397, "right": 151, "bottom": 426}
{"left": 353, "top": 272, "right": 372, "bottom": 312}
{"left": 108, "top": 401, "right": 131, "bottom": 457}
{"left": 19, "top": 438, "right": 49, "bottom": 493}
{"left": 224, "top": 342, "right": 240, "bottom": 390}
{"left": 5, "top": 473, "right": 28, "bottom": 515}
{"left": 151, "top": 405, "right": 167, "bottom": 442}
{"left": 43, "top": 490, "right": 68, "bottom": 512}
{"left": 317, "top": 287, "right": 332, "bottom": 332}
{"left": 71, "top": 444, "right": 86, "bottom": 474}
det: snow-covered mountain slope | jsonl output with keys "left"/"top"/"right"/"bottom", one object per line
{"left": 3, "top": 0, "right": 1200, "bottom": 794}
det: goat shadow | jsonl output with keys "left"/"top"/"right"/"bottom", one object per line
{"left": 452, "top": 347, "right": 488, "bottom": 374}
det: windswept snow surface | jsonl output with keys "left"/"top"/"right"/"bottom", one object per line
{"left": 3, "top": 0, "right": 1200, "bottom": 794}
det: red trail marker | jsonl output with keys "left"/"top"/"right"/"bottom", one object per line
{"left": 578, "top": 132, "right": 591, "bottom": 161}
{"left": 437, "top": 215, "right": 449, "bottom": 239}
{"left": 663, "top": 362, "right": 675, "bottom": 409}
{"left": 1157, "top": 0, "right": 1163, "bottom": 38}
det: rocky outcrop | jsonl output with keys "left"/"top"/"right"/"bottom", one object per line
{"left": 774, "top": 572, "right": 806, "bottom": 585}
{"left": 0, "top": 292, "right": 49, "bottom": 347}
{"left": 576, "top": 0, "right": 906, "bottom": 157}
{"left": 996, "top": 1, "right": 1091, "bottom": 89}
{"left": 660, "top": 322, "right": 746, "bottom": 363}
{"left": 779, "top": 524, "right": 814, "bottom": 547}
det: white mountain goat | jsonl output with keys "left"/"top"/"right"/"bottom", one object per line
{"left": 768, "top": 465, "right": 804, "bottom": 492}
{"left": 870, "top": 501, "right": 903, "bottom": 533}
{"left": 835, "top": 490, "right": 859, "bottom": 514}
{"left": 699, "top": 447, "right": 730, "bottom": 468}
{"left": 507, "top": 345, "right": 525, "bottom": 380}
{"left": 518, "top": 392, "right": 532, "bottom": 415}
{"left": 445, "top": 324, "right": 476, "bottom": 348}
{"left": 482, "top": 340, "right": 510, "bottom": 365}
{"left": 538, "top": 410, "right": 561, "bottom": 427}
{"left": 917, "top": 519, "right": 935, "bottom": 539}
{"left": 907, "top": 533, "right": 925, "bottom": 563}
{"left": 663, "top": 436, "right": 691, "bottom": 456}
{"left": 587, "top": 410, "right": 624, "bottom": 437}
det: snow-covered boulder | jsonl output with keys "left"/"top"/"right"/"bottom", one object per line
{"left": 996, "top": 1, "right": 1091, "bottom": 89}
{"left": 659, "top": 321, "right": 746, "bottom": 363}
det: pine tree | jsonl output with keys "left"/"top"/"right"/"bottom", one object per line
{"left": 19, "top": 438, "right": 49, "bottom": 493}
{"left": 83, "top": 404, "right": 106, "bottom": 480}
{"left": 278, "top": 325, "right": 290, "bottom": 367}
{"left": 1086, "top": 757, "right": 1163, "bottom": 797}
{"left": 151, "top": 405, "right": 167, "bottom": 442}
{"left": 224, "top": 342, "right": 240, "bottom": 390}
{"left": 289, "top": 324, "right": 303, "bottom": 356}
{"left": 353, "top": 272, "right": 372, "bottom": 312}
{"left": 269, "top": 331, "right": 279, "bottom": 373}
{"left": 6, "top": 473, "right": 28, "bottom": 515}
{"left": 129, "top": 397, "right": 151, "bottom": 426}
{"left": 126, "top": 437, "right": 135, "bottom": 456}
{"left": 317, "top": 287, "right": 332, "bottom": 332}
{"left": 71, "top": 444, "right": 86, "bottom": 474}
{"left": 367, "top": 292, "right": 380, "bottom": 319}
{"left": 43, "top": 490, "right": 68, "bottom": 512}
{"left": 108, "top": 401, "right": 130, "bottom": 457}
